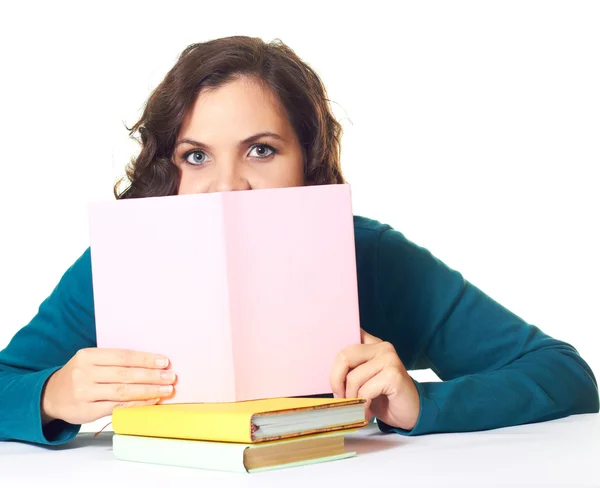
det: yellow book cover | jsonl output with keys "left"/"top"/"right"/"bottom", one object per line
{"left": 112, "top": 397, "right": 367, "bottom": 443}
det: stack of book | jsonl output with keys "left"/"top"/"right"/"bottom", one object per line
{"left": 111, "top": 397, "right": 368, "bottom": 473}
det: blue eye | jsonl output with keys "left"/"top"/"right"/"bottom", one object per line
{"left": 184, "top": 150, "right": 210, "bottom": 165}
{"left": 249, "top": 144, "right": 276, "bottom": 158}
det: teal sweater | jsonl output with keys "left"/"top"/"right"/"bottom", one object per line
{"left": 0, "top": 216, "right": 598, "bottom": 445}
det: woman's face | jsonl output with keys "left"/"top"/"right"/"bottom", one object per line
{"left": 173, "top": 76, "right": 305, "bottom": 194}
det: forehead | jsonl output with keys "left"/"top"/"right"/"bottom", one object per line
{"left": 178, "top": 76, "right": 291, "bottom": 140}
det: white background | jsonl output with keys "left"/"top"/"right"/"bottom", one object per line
{"left": 0, "top": 0, "right": 598, "bottom": 420}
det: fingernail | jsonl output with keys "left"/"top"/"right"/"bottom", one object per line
{"left": 156, "top": 357, "right": 169, "bottom": 368}
{"left": 161, "top": 370, "right": 175, "bottom": 381}
{"left": 159, "top": 385, "right": 173, "bottom": 395}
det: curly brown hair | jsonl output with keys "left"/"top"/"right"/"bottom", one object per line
{"left": 115, "top": 36, "right": 345, "bottom": 199}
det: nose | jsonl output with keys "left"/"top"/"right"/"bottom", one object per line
{"left": 210, "top": 163, "right": 251, "bottom": 193}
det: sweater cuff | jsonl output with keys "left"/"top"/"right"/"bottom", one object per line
{"left": 0, "top": 368, "right": 80, "bottom": 445}
{"left": 377, "top": 379, "right": 440, "bottom": 436}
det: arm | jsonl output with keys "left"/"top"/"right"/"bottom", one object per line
{"left": 0, "top": 249, "right": 96, "bottom": 444}
{"left": 374, "top": 227, "right": 599, "bottom": 435}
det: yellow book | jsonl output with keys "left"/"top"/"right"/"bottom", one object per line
{"left": 112, "top": 397, "right": 367, "bottom": 443}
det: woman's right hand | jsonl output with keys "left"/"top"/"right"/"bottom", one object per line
{"left": 41, "top": 348, "right": 176, "bottom": 425}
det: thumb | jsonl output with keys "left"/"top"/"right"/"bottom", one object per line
{"left": 360, "top": 328, "right": 382, "bottom": 345}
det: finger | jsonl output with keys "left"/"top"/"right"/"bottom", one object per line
{"left": 90, "top": 397, "right": 161, "bottom": 419}
{"left": 361, "top": 329, "right": 382, "bottom": 345}
{"left": 344, "top": 359, "right": 384, "bottom": 399}
{"left": 91, "top": 383, "right": 174, "bottom": 402}
{"left": 91, "top": 366, "right": 177, "bottom": 385}
{"left": 330, "top": 344, "right": 379, "bottom": 398}
{"left": 357, "top": 367, "right": 402, "bottom": 400}
{"left": 86, "top": 349, "right": 169, "bottom": 369}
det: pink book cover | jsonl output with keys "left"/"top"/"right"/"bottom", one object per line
{"left": 89, "top": 184, "right": 361, "bottom": 403}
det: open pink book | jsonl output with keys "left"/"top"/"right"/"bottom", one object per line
{"left": 89, "top": 184, "right": 361, "bottom": 403}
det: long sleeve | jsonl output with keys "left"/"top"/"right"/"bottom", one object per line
{"left": 372, "top": 226, "right": 599, "bottom": 435}
{"left": 0, "top": 249, "right": 96, "bottom": 444}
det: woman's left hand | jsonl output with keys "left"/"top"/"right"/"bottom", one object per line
{"left": 330, "top": 329, "right": 420, "bottom": 431}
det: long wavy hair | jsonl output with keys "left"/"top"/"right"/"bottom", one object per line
{"left": 115, "top": 36, "right": 345, "bottom": 199}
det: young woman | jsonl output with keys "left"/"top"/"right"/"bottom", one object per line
{"left": 0, "top": 36, "right": 597, "bottom": 446}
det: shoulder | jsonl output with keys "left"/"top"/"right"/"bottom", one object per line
{"left": 54, "top": 247, "right": 94, "bottom": 312}
{"left": 352, "top": 215, "right": 421, "bottom": 258}
{"left": 351, "top": 214, "right": 435, "bottom": 292}
{"left": 353, "top": 215, "right": 391, "bottom": 236}
{"left": 352, "top": 215, "right": 401, "bottom": 247}
{"left": 65, "top": 247, "right": 93, "bottom": 284}
{"left": 352, "top": 214, "right": 462, "bottom": 288}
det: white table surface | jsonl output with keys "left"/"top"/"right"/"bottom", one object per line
{"left": 1, "top": 414, "right": 598, "bottom": 487}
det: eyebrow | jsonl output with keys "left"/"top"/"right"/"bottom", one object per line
{"left": 174, "top": 132, "right": 286, "bottom": 150}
